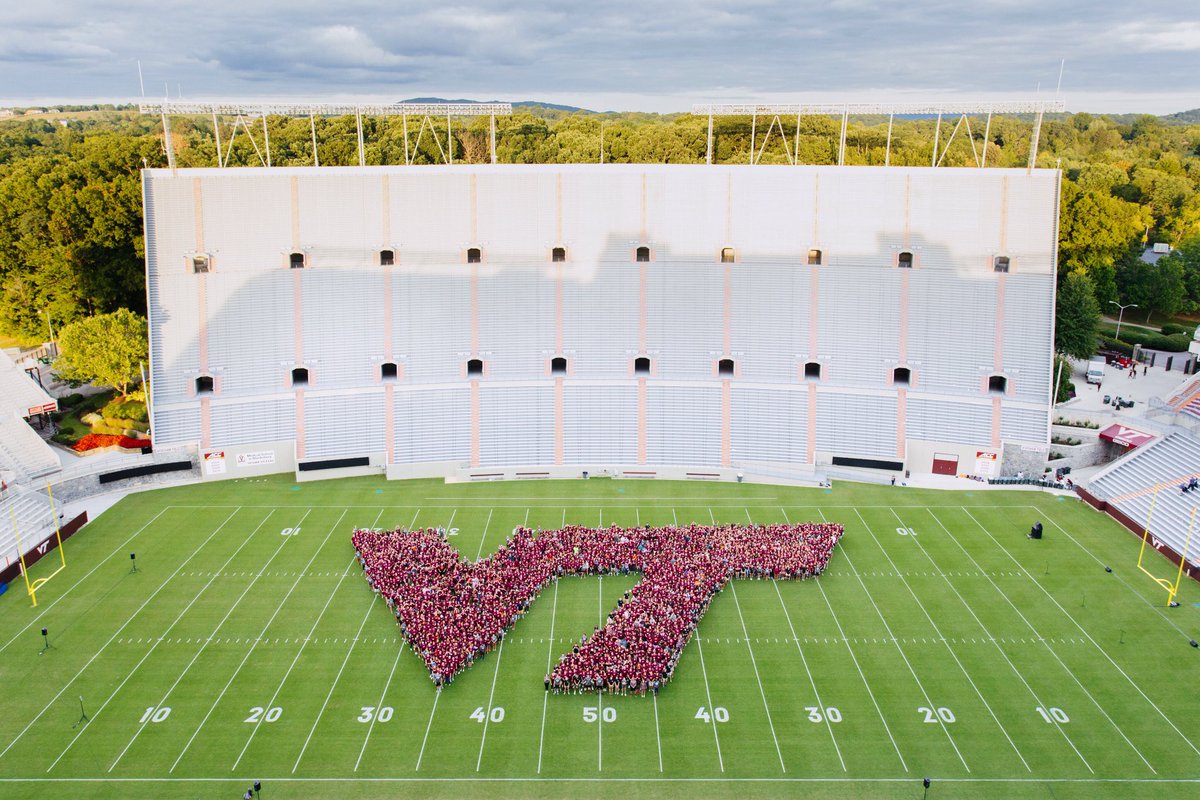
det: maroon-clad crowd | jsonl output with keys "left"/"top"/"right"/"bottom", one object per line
{"left": 352, "top": 520, "right": 843, "bottom": 694}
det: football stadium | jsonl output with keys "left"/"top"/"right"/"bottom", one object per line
{"left": 2, "top": 100, "right": 1199, "bottom": 800}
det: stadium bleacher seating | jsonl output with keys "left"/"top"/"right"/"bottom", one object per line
{"left": 1089, "top": 433, "right": 1200, "bottom": 563}
{"left": 0, "top": 484, "right": 56, "bottom": 570}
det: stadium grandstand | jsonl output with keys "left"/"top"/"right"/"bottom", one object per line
{"left": 144, "top": 161, "right": 1059, "bottom": 484}
{"left": 0, "top": 349, "right": 59, "bottom": 570}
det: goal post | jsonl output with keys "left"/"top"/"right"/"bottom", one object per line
{"left": 6, "top": 481, "right": 68, "bottom": 608}
{"left": 1135, "top": 484, "right": 1196, "bottom": 607}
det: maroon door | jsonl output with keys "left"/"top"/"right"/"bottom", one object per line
{"left": 931, "top": 454, "right": 958, "bottom": 475}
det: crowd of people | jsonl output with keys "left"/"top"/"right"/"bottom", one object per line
{"left": 352, "top": 519, "right": 843, "bottom": 694}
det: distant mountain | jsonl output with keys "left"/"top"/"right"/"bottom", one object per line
{"left": 1162, "top": 108, "right": 1200, "bottom": 124}
{"left": 399, "top": 97, "right": 593, "bottom": 113}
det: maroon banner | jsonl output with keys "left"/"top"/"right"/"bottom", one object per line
{"left": 0, "top": 512, "right": 88, "bottom": 587}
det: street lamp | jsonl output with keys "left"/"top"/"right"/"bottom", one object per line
{"left": 42, "top": 309, "right": 57, "bottom": 357}
{"left": 1109, "top": 301, "right": 1138, "bottom": 343}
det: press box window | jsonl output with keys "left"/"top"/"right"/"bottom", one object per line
{"left": 634, "top": 356, "right": 651, "bottom": 375}
{"left": 191, "top": 255, "right": 211, "bottom": 274}
{"left": 720, "top": 247, "right": 735, "bottom": 264}
{"left": 994, "top": 256, "right": 1010, "bottom": 273}
{"left": 380, "top": 362, "right": 398, "bottom": 381}
{"left": 195, "top": 375, "right": 214, "bottom": 394}
{"left": 718, "top": 358, "right": 735, "bottom": 376}
{"left": 291, "top": 367, "right": 309, "bottom": 386}
{"left": 552, "top": 247, "right": 566, "bottom": 263}
{"left": 467, "top": 247, "right": 482, "bottom": 264}
{"left": 893, "top": 367, "right": 911, "bottom": 386}
{"left": 804, "top": 361, "right": 822, "bottom": 380}
{"left": 550, "top": 356, "right": 568, "bottom": 375}
{"left": 289, "top": 252, "right": 306, "bottom": 269}
{"left": 380, "top": 249, "right": 395, "bottom": 266}
{"left": 898, "top": 251, "right": 913, "bottom": 269}
{"left": 988, "top": 375, "right": 1008, "bottom": 394}
{"left": 636, "top": 246, "right": 651, "bottom": 262}
{"left": 807, "top": 249, "right": 822, "bottom": 265}
{"left": 467, "top": 358, "right": 484, "bottom": 376}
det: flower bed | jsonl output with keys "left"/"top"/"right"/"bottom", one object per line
{"left": 72, "top": 433, "right": 149, "bottom": 452}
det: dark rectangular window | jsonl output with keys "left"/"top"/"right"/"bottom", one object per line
{"left": 552, "top": 247, "right": 566, "bottom": 263}
{"left": 380, "top": 249, "right": 395, "bottom": 266}
{"left": 551, "top": 356, "right": 567, "bottom": 374}
{"left": 718, "top": 358, "right": 735, "bottom": 376}
{"left": 195, "top": 375, "right": 214, "bottom": 394}
{"left": 721, "top": 247, "right": 735, "bottom": 264}
{"left": 467, "top": 247, "right": 482, "bottom": 263}
{"left": 893, "top": 367, "right": 911, "bottom": 386}
{"left": 291, "top": 367, "right": 309, "bottom": 386}
{"left": 467, "top": 358, "right": 484, "bottom": 376}
{"left": 380, "top": 362, "right": 398, "bottom": 380}
{"left": 994, "top": 256, "right": 1010, "bottom": 273}
{"left": 636, "top": 246, "right": 650, "bottom": 262}
{"left": 192, "top": 255, "right": 210, "bottom": 274}
{"left": 898, "top": 251, "right": 913, "bottom": 268}
{"left": 804, "top": 361, "right": 821, "bottom": 380}
{"left": 807, "top": 249, "right": 822, "bottom": 265}
{"left": 290, "top": 252, "right": 306, "bottom": 269}
{"left": 988, "top": 374, "right": 1007, "bottom": 393}
{"left": 634, "top": 356, "right": 651, "bottom": 375}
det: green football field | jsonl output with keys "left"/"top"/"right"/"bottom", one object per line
{"left": 1, "top": 475, "right": 1198, "bottom": 800}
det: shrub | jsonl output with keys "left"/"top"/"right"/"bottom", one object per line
{"left": 102, "top": 397, "right": 148, "bottom": 422}
{"left": 1100, "top": 328, "right": 1190, "bottom": 352}
{"left": 1161, "top": 323, "right": 1192, "bottom": 336}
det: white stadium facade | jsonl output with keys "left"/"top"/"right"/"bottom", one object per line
{"left": 144, "top": 154, "right": 1060, "bottom": 483}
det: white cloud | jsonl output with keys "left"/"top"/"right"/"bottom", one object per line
{"left": 1116, "top": 21, "right": 1200, "bottom": 52}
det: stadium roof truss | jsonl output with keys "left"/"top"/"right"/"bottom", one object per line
{"left": 691, "top": 100, "right": 1066, "bottom": 170}
{"left": 139, "top": 101, "right": 514, "bottom": 169}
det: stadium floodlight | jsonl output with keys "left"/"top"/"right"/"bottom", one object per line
{"left": 139, "top": 100, "right": 513, "bottom": 170}
{"left": 691, "top": 98, "right": 1065, "bottom": 169}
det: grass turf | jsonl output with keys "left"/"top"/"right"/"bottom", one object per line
{"left": 1, "top": 475, "right": 1198, "bottom": 799}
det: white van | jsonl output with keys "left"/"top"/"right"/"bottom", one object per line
{"left": 1086, "top": 356, "right": 1106, "bottom": 385}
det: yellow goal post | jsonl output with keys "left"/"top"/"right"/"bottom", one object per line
{"left": 6, "top": 481, "right": 67, "bottom": 608}
{"left": 1135, "top": 484, "right": 1196, "bottom": 608}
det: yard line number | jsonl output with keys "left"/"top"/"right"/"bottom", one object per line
{"left": 896, "top": 527, "right": 917, "bottom": 536}
{"left": 919, "top": 706, "right": 955, "bottom": 724}
{"left": 471, "top": 706, "right": 504, "bottom": 723}
{"left": 805, "top": 706, "right": 841, "bottom": 723}
{"left": 281, "top": 527, "right": 301, "bottom": 536}
{"left": 695, "top": 706, "right": 729, "bottom": 723}
{"left": 1036, "top": 706, "right": 1070, "bottom": 723}
{"left": 245, "top": 706, "right": 282, "bottom": 723}
{"left": 584, "top": 706, "right": 617, "bottom": 723}
{"left": 357, "top": 706, "right": 394, "bottom": 723}
{"left": 139, "top": 707, "right": 171, "bottom": 723}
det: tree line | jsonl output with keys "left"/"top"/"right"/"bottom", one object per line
{"left": 1, "top": 108, "right": 1197, "bottom": 358}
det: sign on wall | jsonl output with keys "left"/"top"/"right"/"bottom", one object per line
{"left": 975, "top": 451, "right": 997, "bottom": 475}
{"left": 236, "top": 450, "right": 276, "bottom": 468}
{"left": 202, "top": 450, "right": 226, "bottom": 475}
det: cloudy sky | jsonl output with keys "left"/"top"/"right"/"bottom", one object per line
{"left": 1, "top": 1, "right": 1197, "bottom": 113}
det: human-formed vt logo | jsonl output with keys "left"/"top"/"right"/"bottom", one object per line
{"left": 352, "top": 520, "right": 843, "bottom": 694}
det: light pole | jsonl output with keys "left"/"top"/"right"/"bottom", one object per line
{"left": 43, "top": 308, "right": 57, "bottom": 357}
{"left": 1109, "top": 301, "right": 1138, "bottom": 343}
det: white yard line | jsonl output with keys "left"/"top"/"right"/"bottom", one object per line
{"left": 890, "top": 508, "right": 1093, "bottom": 773}
{"left": 652, "top": 693, "right": 664, "bottom": 772}
{"left": 783, "top": 507, "right": 903, "bottom": 771}
{"left": 709, "top": 508, "right": 716, "bottom": 524}
{"left": 107, "top": 510, "right": 288, "bottom": 772}
{"left": 536, "top": 581, "right": 561, "bottom": 774}
{"left": 230, "top": 554, "right": 359, "bottom": 771}
{"left": 693, "top": 634, "right": 725, "bottom": 772}
{"left": 414, "top": 690, "right": 441, "bottom": 771}
{"left": 291, "top": 506, "right": 385, "bottom": 775}
{"left": 473, "top": 508, "right": 495, "bottom": 561}
{"left": 598, "top": 565, "right": 604, "bottom": 772}
{"left": 821, "top": 510, "right": 970, "bottom": 770}
{"left": 963, "top": 507, "right": 1199, "bottom": 761}
{"left": 354, "top": 638, "right": 406, "bottom": 771}
{"left": 907, "top": 513, "right": 1104, "bottom": 777}
{"left": 1034, "top": 506, "right": 1196, "bottom": 642}
{"left": 672, "top": 507, "right": 678, "bottom": 526}
{"left": 0, "top": 507, "right": 240, "bottom": 763}
{"left": 407, "top": 508, "right": 421, "bottom": 530}
{"left": 0, "top": 508, "right": 170, "bottom": 657}
{"left": 46, "top": 508, "right": 251, "bottom": 772}
{"left": 771, "top": 581, "right": 846, "bottom": 772}
{"left": 169, "top": 508, "right": 348, "bottom": 773}
{"left": 475, "top": 638, "right": 508, "bottom": 772}
{"left": 853, "top": 508, "right": 1030, "bottom": 772}
{"left": 728, "top": 582, "right": 787, "bottom": 773}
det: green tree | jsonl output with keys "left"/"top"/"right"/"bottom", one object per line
{"left": 1055, "top": 271, "right": 1101, "bottom": 359}
{"left": 1057, "top": 178, "right": 1150, "bottom": 275}
{"left": 54, "top": 308, "right": 147, "bottom": 397}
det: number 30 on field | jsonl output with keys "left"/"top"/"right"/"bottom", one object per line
{"left": 357, "top": 706, "right": 394, "bottom": 723}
